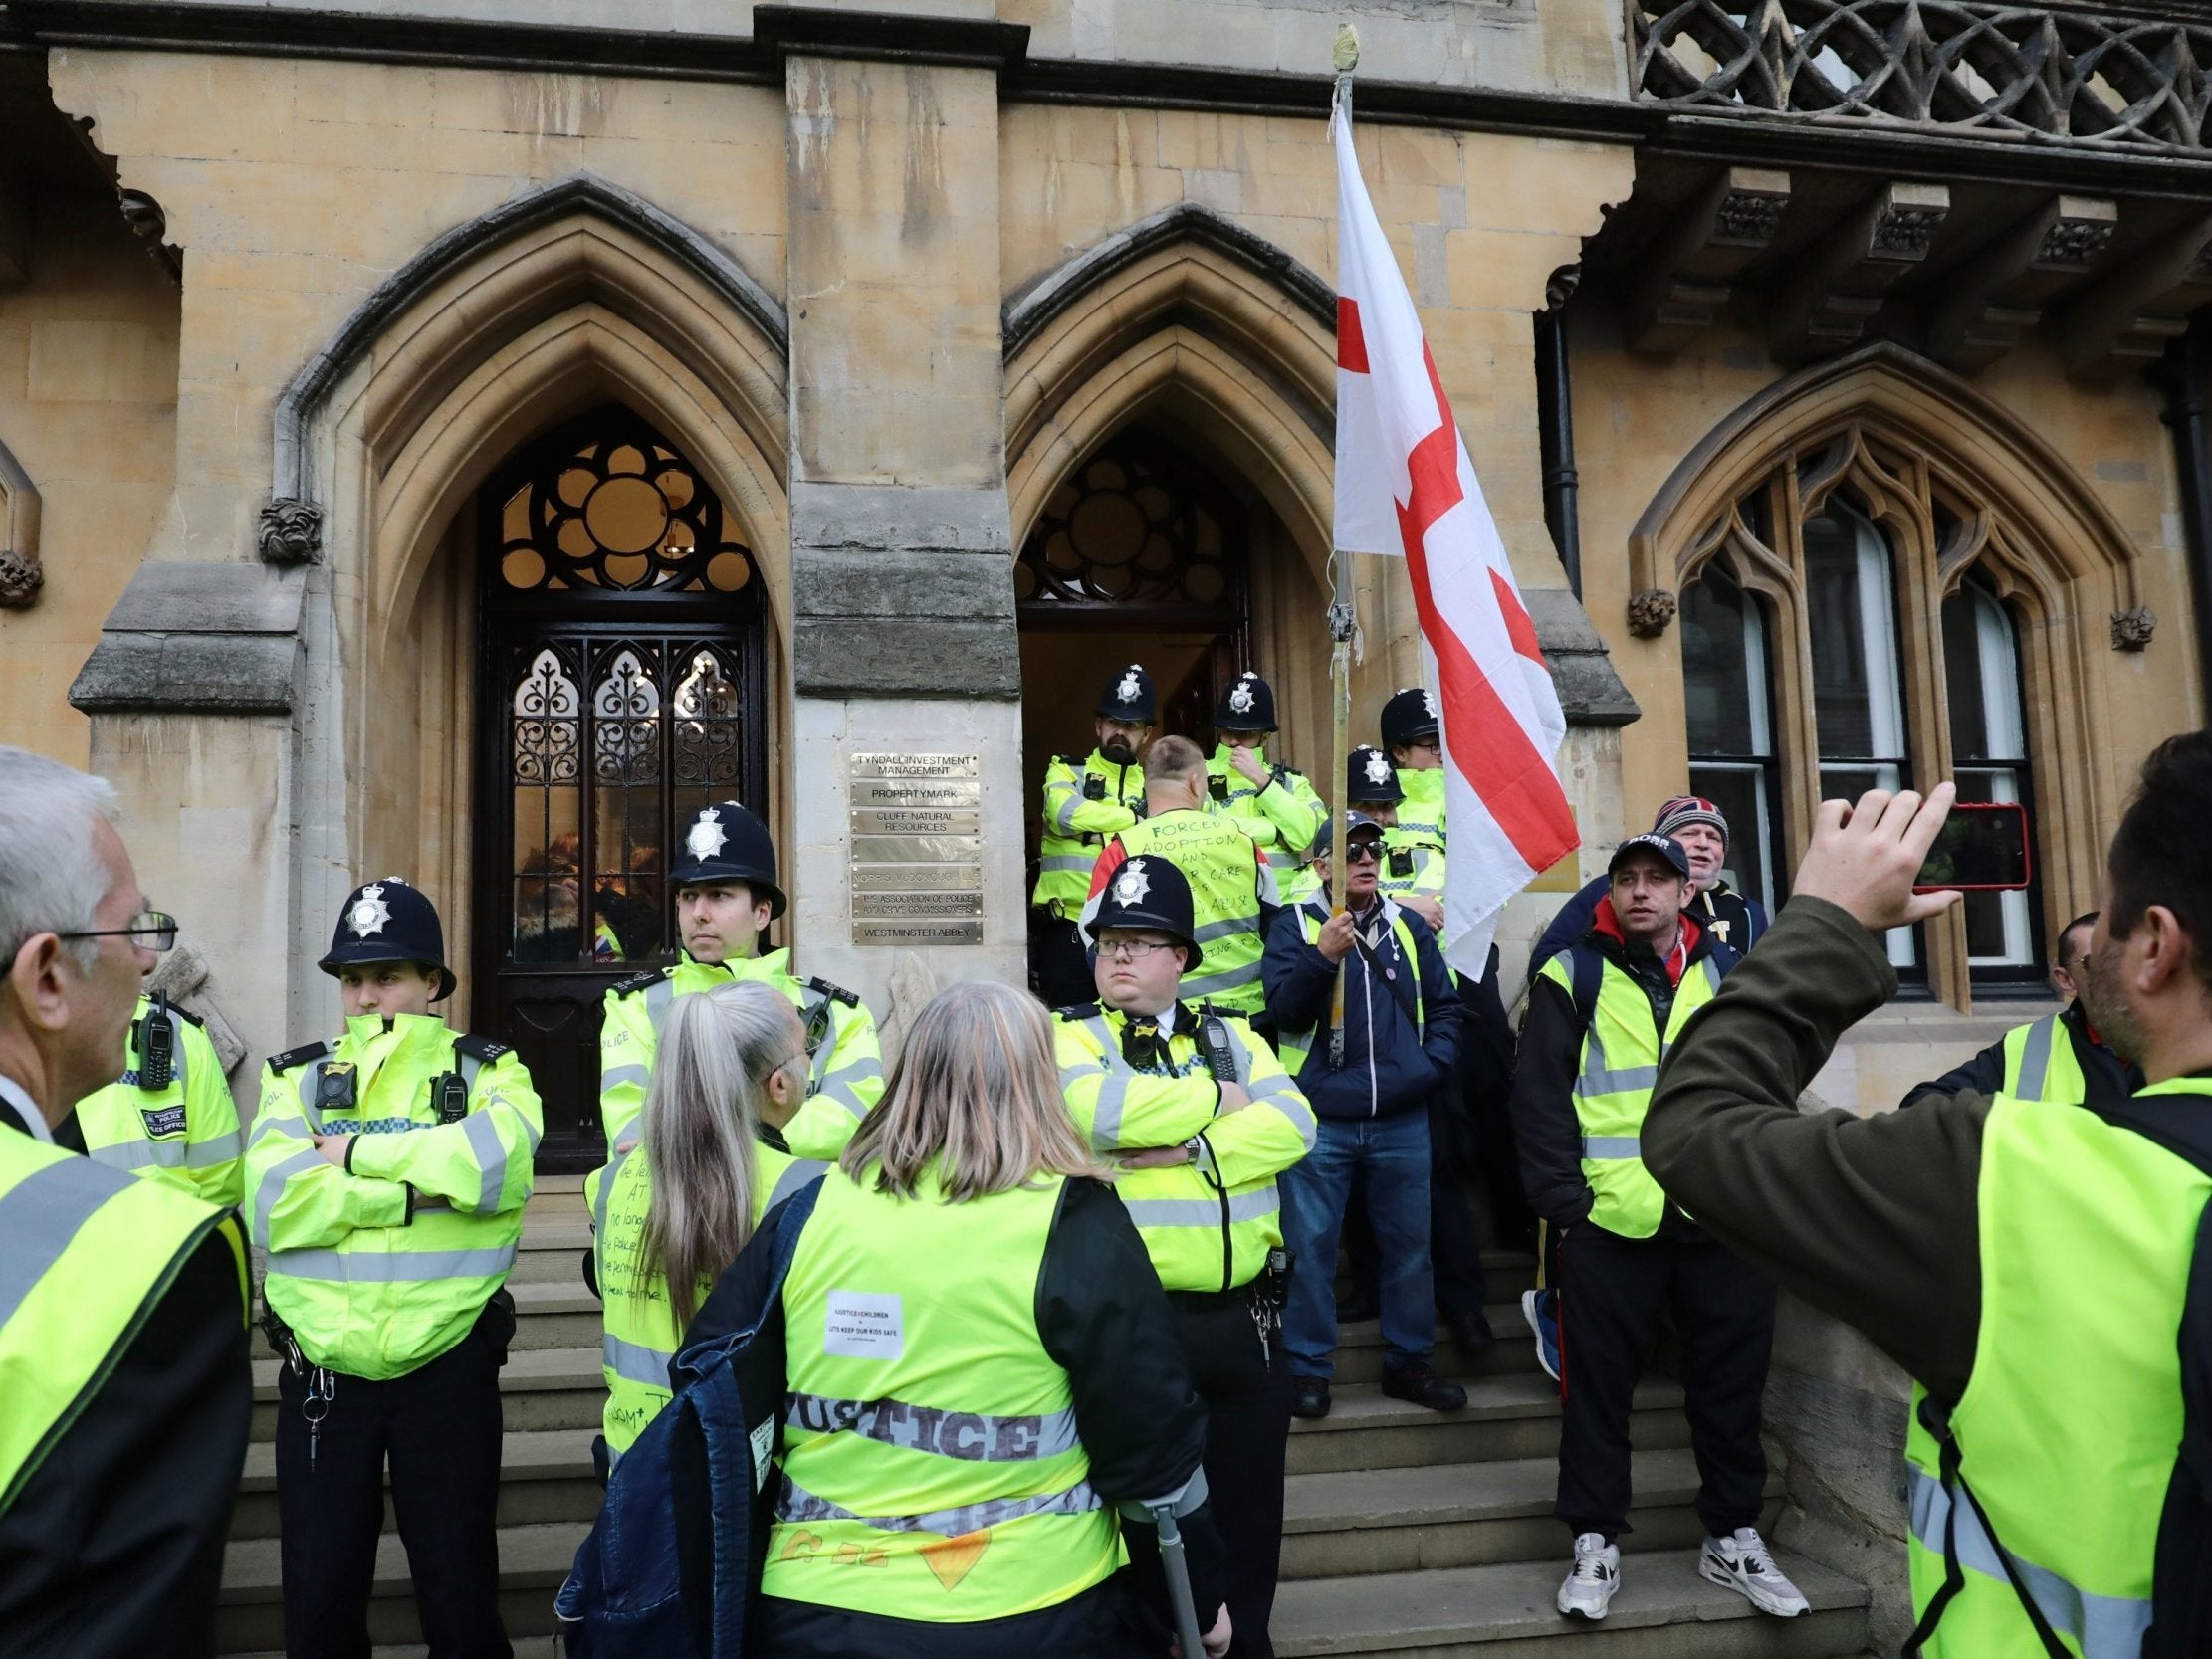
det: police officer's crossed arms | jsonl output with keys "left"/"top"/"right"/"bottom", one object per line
{"left": 599, "top": 799, "right": 882, "bottom": 1162}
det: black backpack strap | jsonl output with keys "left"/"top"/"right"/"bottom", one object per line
{"left": 1568, "top": 944, "right": 1603, "bottom": 1033}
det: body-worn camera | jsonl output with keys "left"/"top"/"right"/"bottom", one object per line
{"left": 1208, "top": 772, "right": 1230, "bottom": 802}
{"left": 1082, "top": 774, "right": 1107, "bottom": 802}
{"left": 1389, "top": 849, "right": 1415, "bottom": 879}
{"left": 315, "top": 1061, "right": 358, "bottom": 1118}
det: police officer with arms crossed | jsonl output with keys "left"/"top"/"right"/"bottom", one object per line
{"left": 0, "top": 745, "right": 250, "bottom": 1658}
{"left": 1900, "top": 909, "right": 2142, "bottom": 1109}
{"left": 70, "top": 988, "right": 243, "bottom": 1206}
{"left": 1643, "top": 739, "right": 2212, "bottom": 1655}
{"left": 1209, "top": 672, "right": 1326, "bottom": 879}
{"left": 1032, "top": 663, "right": 1156, "bottom": 1006}
{"left": 599, "top": 799, "right": 880, "bottom": 1160}
{"left": 1510, "top": 833, "right": 1804, "bottom": 1624}
{"left": 1085, "top": 735, "right": 1279, "bottom": 1024}
{"left": 249, "top": 878, "right": 544, "bottom": 1659}
{"left": 1054, "top": 855, "right": 1314, "bottom": 1656}
{"left": 1344, "top": 744, "right": 1445, "bottom": 931}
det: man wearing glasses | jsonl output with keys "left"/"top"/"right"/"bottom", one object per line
{"left": 0, "top": 745, "right": 251, "bottom": 1657}
{"left": 1900, "top": 910, "right": 2143, "bottom": 1110}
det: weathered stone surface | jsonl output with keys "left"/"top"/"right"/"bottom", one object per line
{"left": 71, "top": 563, "right": 306, "bottom": 713}
{"left": 793, "top": 616, "right": 1020, "bottom": 699}
{"left": 1526, "top": 585, "right": 1640, "bottom": 727}
{"left": 101, "top": 561, "right": 308, "bottom": 635}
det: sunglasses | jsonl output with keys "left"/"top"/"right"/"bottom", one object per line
{"left": 1341, "top": 841, "right": 1384, "bottom": 864}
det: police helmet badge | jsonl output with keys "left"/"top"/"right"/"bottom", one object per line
{"left": 1116, "top": 666, "right": 1142, "bottom": 707}
{"left": 1112, "top": 859, "right": 1151, "bottom": 909}
{"left": 687, "top": 808, "right": 728, "bottom": 864}
{"left": 1423, "top": 688, "right": 1438, "bottom": 720}
{"left": 1228, "top": 676, "right": 1256, "bottom": 715}
{"left": 348, "top": 883, "right": 392, "bottom": 938}
{"left": 1365, "top": 750, "right": 1392, "bottom": 787}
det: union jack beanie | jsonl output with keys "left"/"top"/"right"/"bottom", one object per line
{"left": 1652, "top": 794, "right": 1729, "bottom": 852}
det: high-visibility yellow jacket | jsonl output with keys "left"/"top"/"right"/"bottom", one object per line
{"left": 1089, "top": 813, "right": 1277, "bottom": 1016}
{"left": 587, "top": 1136, "right": 825, "bottom": 1461}
{"left": 249, "top": 1013, "right": 543, "bottom": 1379}
{"left": 1207, "top": 745, "right": 1325, "bottom": 863}
{"left": 597, "top": 949, "right": 881, "bottom": 1158}
{"left": 1053, "top": 1003, "right": 1312, "bottom": 1291}
{"left": 1393, "top": 766, "right": 1447, "bottom": 852}
{"left": 0, "top": 1126, "right": 247, "bottom": 1513}
{"left": 75, "top": 995, "right": 244, "bottom": 1208}
{"left": 1032, "top": 750, "right": 1145, "bottom": 910}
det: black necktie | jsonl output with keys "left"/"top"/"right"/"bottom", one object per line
{"left": 1120, "top": 1015, "right": 1172, "bottom": 1074}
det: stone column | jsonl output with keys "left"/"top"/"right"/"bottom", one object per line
{"left": 780, "top": 27, "right": 1028, "bottom": 1023}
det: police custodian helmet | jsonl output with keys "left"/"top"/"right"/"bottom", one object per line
{"left": 1346, "top": 744, "right": 1404, "bottom": 805}
{"left": 1214, "top": 671, "right": 1277, "bottom": 733}
{"left": 319, "top": 877, "right": 456, "bottom": 1000}
{"left": 1090, "top": 855, "right": 1203, "bottom": 968}
{"left": 669, "top": 800, "right": 787, "bottom": 919}
{"left": 1380, "top": 685, "right": 1441, "bottom": 750}
{"left": 1097, "top": 663, "right": 1157, "bottom": 723}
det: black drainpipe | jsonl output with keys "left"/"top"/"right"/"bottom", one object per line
{"left": 1535, "top": 269, "right": 1583, "bottom": 600}
{"left": 2157, "top": 311, "right": 2212, "bottom": 701}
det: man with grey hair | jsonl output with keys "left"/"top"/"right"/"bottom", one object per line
{"left": 0, "top": 744, "right": 251, "bottom": 1657}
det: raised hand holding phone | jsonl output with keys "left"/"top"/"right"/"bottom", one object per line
{"left": 1791, "top": 783, "right": 1965, "bottom": 934}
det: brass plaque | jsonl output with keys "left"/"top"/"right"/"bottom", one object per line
{"left": 851, "top": 777, "right": 983, "bottom": 810}
{"left": 848, "top": 753, "right": 981, "bottom": 780}
{"left": 854, "top": 920, "right": 986, "bottom": 945}
{"left": 850, "top": 808, "right": 982, "bottom": 836}
{"left": 853, "top": 891, "right": 985, "bottom": 919}
{"left": 850, "top": 834, "right": 983, "bottom": 864}
{"left": 852, "top": 863, "right": 984, "bottom": 892}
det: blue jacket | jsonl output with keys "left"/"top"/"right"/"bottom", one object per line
{"left": 1262, "top": 897, "right": 1461, "bottom": 1123}
{"left": 1530, "top": 875, "right": 1768, "bottom": 973}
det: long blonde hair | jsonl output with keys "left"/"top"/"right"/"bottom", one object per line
{"left": 638, "top": 980, "right": 802, "bottom": 1328}
{"left": 838, "top": 980, "right": 1104, "bottom": 1202}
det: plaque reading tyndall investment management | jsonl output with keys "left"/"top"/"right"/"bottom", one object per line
{"left": 848, "top": 753, "right": 985, "bottom": 945}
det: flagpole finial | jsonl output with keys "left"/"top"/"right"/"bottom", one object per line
{"left": 1332, "top": 22, "right": 1360, "bottom": 73}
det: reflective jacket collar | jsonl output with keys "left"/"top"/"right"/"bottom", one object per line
{"left": 1210, "top": 742, "right": 1267, "bottom": 771}
{"left": 338, "top": 1011, "right": 453, "bottom": 1094}
{"left": 674, "top": 946, "right": 793, "bottom": 989}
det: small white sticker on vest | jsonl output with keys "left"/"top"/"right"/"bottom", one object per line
{"left": 823, "top": 1290, "right": 904, "bottom": 1359}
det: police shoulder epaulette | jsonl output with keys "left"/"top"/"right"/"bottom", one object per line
{"left": 608, "top": 968, "right": 668, "bottom": 997}
{"left": 805, "top": 975, "right": 860, "bottom": 1008}
{"left": 1059, "top": 753, "right": 1088, "bottom": 768}
{"left": 1277, "top": 764, "right": 1305, "bottom": 778}
{"left": 453, "top": 1033, "right": 512, "bottom": 1063}
{"left": 1053, "top": 1001, "right": 1102, "bottom": 1021}
{"left": 267, "top": 1040, "right": 330, "bottom": 1074}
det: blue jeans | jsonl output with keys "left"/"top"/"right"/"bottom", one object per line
{"left": 1278, "top": 1110, "right": 1435, "bottom": 1378}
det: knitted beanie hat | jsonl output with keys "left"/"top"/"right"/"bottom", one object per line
{"left": 1653, "top": 794, "right": 1729, "bottom": 852}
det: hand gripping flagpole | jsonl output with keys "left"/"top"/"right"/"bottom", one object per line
{"left": 1327, "top": 28, "right": 1359, "bottom": 1067}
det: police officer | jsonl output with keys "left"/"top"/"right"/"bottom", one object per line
{"left": 71, "top": 990, "right": 243, "bottom": 1206}
{"left": 1380, "top": 686, "right": 1447, "bottom": 854}
{"left": 1209, "top": 671, "right": 1325, "bottom": 871}
{"left": 1345, "top": 744, "right": 1445, "bottom": 933}
{"left": 1032, "top": 663, "right": 1156, "bottom": 1006}
{"left": 248, "top": 878, "right": 544, "bottom": 1659}
{"left": 1901, "top": 910, "right": 2142, "bottom": 1109}
{"left": 1054, "top": 856, "right": 1313, "bottom": 1656}
{"left": 598, "top": 800, "right": 880, "bottom": 1161}
{"left": 1084, "top": 735, "right": 1278, "bottom": 1021}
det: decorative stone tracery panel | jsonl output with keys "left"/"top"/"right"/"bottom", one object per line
{"left": 0, "top": 436, "right": 43, "bottom": 608}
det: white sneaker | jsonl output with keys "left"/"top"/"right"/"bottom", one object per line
{"left": 1557, "top": 1532, "right": 1620, "bottom": 1620}
{"left": 1699, "top": 1526, "right": 1809, "bottom": 1617}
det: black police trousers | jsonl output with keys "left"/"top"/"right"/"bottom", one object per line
{"left": 1123, "top": 1287, "right": 1291, "bottom": 1659}
{"left": 274, "top": 1315, "right": 510, "bottom": 1659}
{"left": 1554, "top": 1225, "right": 1774, "bottom": 1543}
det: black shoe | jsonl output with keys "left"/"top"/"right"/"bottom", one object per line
{"left": 1291, "top": 1375, "right": 1332, "bottom": 1418}
{"left": 1445, "top": 1310, "right": 1495, "bottom": 1353}
{"left": 1382, "top": 1360, "right": 1468, "bottom": 1412}
{"left": 1335, "top": 1289, "right": 1380, "bottom": 1324}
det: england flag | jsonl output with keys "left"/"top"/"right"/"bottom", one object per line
{"left": 1331, "top": 98, "right": 1579, "bottom": 976}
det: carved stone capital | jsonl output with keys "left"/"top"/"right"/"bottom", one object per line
{"left": 2111, "top": 605, "right": 2155, "bottom": 651}
{"left": 258, "top": 497, "right": 324, "bottom": 565}
{"left": 0, "top": 548, "right": 42, "bottom": 608}
{"left": 1871, "top": 199, "right": 1946, "bottom": 260}
{"left": 1628, "top": 587, "right": 1677, "bottom": 638}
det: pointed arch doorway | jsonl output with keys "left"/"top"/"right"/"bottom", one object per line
{"left": 472, "top": 403, "right": 769, "bottom": 1169}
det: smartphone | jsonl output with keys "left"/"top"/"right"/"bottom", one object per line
{"left": 1913, "top": 799, "right": 2031, "bottom": 892}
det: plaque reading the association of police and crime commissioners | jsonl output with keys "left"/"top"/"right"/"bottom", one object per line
{"left": 848, "top": 753, "right": 985, "bottom": 945}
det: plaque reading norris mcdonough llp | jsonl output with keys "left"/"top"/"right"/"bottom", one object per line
{"left": 848, "top": 753, "right": 985, "bottom": 946}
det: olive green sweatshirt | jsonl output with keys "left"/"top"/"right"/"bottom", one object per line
{"left": 1642, "top": 896, "right": 1988, "bottom": 1401}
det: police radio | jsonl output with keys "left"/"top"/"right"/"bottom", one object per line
{"left": 137, "top": 993, "right": 176, "bottom": 1092}
{"left": 1207, "top": 772, "right": 1230, "bottom": 803}
{"left": 1196, "top": 1006, "right": 1240, "bottom": 1086}
{"left": 434, "top": 1073, "right": 469, "bottom": 1125}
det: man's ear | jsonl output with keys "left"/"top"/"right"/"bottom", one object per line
{"left": 2136, "top": 905, "right": 2198, "bottom": 997}
{"left": 6, "top": 933, "right": 71, "bottom": 1034}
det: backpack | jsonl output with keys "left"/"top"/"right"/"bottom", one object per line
{"left": 553, "top": 1179, "right": 822, "bottom": 1658}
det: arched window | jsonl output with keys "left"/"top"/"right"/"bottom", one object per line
{"left": 1679, "top": 557, "right": 1780, "bottom": 911}
{"left": 1942, "top": 576, "right": 2038, "bottom": 973}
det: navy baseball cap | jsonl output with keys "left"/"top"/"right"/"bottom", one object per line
{"left": 1608, "top": 833, "right": 1691, "bottom": 880}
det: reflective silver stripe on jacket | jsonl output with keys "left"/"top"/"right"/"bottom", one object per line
{"left": 603, "top": 1330, "right": 674, "bottom": 1389}
{"left": 1123, "top": 1188, "right": 1280, "bottom": 1229}
{"left": 1051, "top": 786, "right": 1086, "bottom": 836}
{"left": 1037, "top": 855, "right": 1093, "bottom": 875}
{"left": 599, "top": 1063, "right": 649, "bottom": 1097}
{"left": 89, "top": 1128, "right": 244, "bottom": 1173}
{"left": 1070, "top": 1015, "right": 1138, "bottom": 1149}
{"left": 644, "top": 980, "right": 676, "bottom": 1024}
{"left": 0, "top": 1155, "right": 137, "bottom": 1326}
{"left": 775, "top": 1471, "right": 1101, "bottom": 1537}
{"left": 1191, "top": 916, "right": 1260, "bottom": 943}
{"left": 1571, "top": 956, "right": 1722, "bottom": 1100}
{"left": 1581, "top": 1136, "right": 1642, "bottom": 1159}
{"left": 2013, "top": 1013, "right": 2061, "bottom": 1100}
{"left": 463, "top": 1111, "right": 508, "bottom": 1214}
{"left": 785, "top": 1391, "right": 1081, "bottom": 1461}
{"left": 1179, "top": 960, "right": 1263, "bottom": 999}
{"left": 1907, "top": 1466, "right": 2149, "bottom": 1658}
{"left": 764, "top": 1159, "right": 825, "bottom": 1213}
{"left": 252, "top": 1148, "right": 325, "bottom": 1249}
{"left": 592, "top": 1140, "right": 638, "bottom": 1240}
{"left": 266, "top": 1243, "right": 518, "bottom": 1282}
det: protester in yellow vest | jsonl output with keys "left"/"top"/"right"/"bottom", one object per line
{"left": 1644, "top": 737, "right": 2212, "bottom": 1656}
{"left": 1082, "top": 735, "right": 1278, "bottom": 1019}
{"left": 1901, "top": 909, "right": 2143, "bottom": 1109}
{"left": 0, "top": 744, "right": 249, "bottom": 1656}
{"left": 587, "top": 980, "right": 823, "bottom": 1469}
{"left": 71, "top": 990, "right": 244, "bottom": 1206}
{"left": 1030, "top": 663, "right": 1156, "bottom": 1006}
{"left": 247, "top": 877, "right": 543, "bottom": 1659}
{"left": 599, "top": 798, "right": 880, "bottom": 1159}
{"left": 680, "top": 979, "right": 1231, "bottom": 1656}
{"left": 1510, "top": 834, "right": 1805, "bottom": 1624}
{"left": 1053, "top": 854, "right": 1313, "bottom": 1654}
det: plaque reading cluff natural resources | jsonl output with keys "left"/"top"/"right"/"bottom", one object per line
{"left": 848, "top": 753, "right": 984, "bottom": 945}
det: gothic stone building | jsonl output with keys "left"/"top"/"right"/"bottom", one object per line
{"left": 2, "top": 0, "right": 2209, "bottom": 1636}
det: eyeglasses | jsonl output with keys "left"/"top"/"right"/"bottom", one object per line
{"left": 57, "top": 910, "right": 178, "bottom": 951}
{"left": 1098, "top": 937, "right": 1181, "bottom": 960}
{"left": 760, "top": 1051, "right": 809, "bottom": 1084}
{"left": 1342, "top": 841, "right": 1384, "bottom": 864}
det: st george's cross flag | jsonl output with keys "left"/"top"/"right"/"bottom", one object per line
{"left": 1331, "top": 99, "right": 1578, "bottom": 977}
